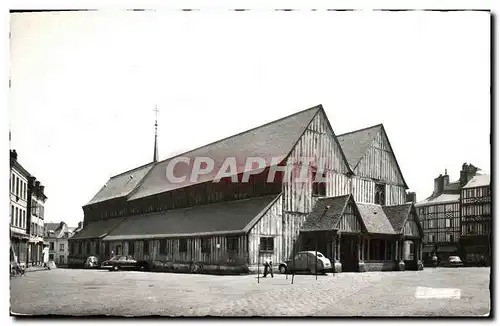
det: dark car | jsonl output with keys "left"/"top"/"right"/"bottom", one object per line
{"left": 279, "top": 251, "right": 332, "bottom": 274}
{"left": 101, "top": 255, "right": 140, "bottom": 271}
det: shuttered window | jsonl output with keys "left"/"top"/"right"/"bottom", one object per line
{"left": 128, "top": 241, "right": 135, "bottom": 255}
{"left": 312, "top": 171, "right": 327, "bottom": 196}
{"left": 201, "top": 238, "right": 210, "bottom": 253}
{"left": 159, "top": 239, "right": 167, "bottom": 254}
{"left": 179, "top": 239, "right": 187, "bottom": 253}
{"left": 260, "top": 237, "right": 274, "bottom": 252}
{"left": 227, "top": 236, "right": 239, "bottom": 252}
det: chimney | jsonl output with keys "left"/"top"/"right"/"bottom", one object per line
{"left": 10, "top": 149, "right": 17, "bottom": 161}
{"left": 78, "top": 221, "right": 83, "bottom": 229}
{"left": 433, "top": 174, "right": 444, "bottom": 196}
{"left": 406, "top": 192, "right": 417, "bottom": 203}
{"left": 460, "top": 163, "right": 479, "bottom": 187}
{"left": 40, "top": 185, "right": 45, "bottom": 195}
{"left": 443, "top": 169, "right": 450, "bottom": 187}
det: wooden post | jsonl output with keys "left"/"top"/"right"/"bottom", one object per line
{"left": 367, "top": 238, "right": 370, "bottom": 261}
{"left": 291, "top": 239, "right": 296, "bottom": 285}
{"left": 315, "top": 240, "right": 318, "bottom": 280}
{"left": 257, "top": 244, "right": 260, "bottom": 284}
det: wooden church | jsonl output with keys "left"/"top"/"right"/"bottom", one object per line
{"left": 69, "top": 104, "right": 423, "bottom": 273}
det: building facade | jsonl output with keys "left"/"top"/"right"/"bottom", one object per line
{"left": 416, "top": 163, "right": 483, "bottom": 264}
{"left": 9, "top": 149, "right": 48, "bottom": 268}
{"left": 69, "top": 105, "right": 423, "bottom": 273}
{"left": 460, "top": 174, "right": 491, "bottom": 265}
{"left": 10, "top": 150, "right": 30, "bottom": 268}
{"left": 27, "top": 176, "right": 47, "bottom": 266}
{"left": 44, "top": 222, "right": 76, "bottom": 266}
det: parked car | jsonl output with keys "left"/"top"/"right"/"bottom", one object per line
{"left": 85, "top": 256, "right": 99, "bottom": 269}
{"left": 445, "top": 256, "right": 463, "bottom": 267}
{"left": 278, "top": 251, "right": 332, "bottom": 274}
{"left": 101, "top": 255, "right": 141, "bottom": 271}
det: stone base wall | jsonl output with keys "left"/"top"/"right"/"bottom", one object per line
{"left": 149, "top": 261, "right": 250, "bottom": 275}
{"left": 363, "top": 261, "right": 398, "bottom": 272}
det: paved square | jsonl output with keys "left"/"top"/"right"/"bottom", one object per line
{"left": 10, "top": 267, "right": 490, "bottom": 316}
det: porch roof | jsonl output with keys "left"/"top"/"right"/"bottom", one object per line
{"left": 102, "top": 194, "right": 280, "bottom": 241}
{"left": 300, "top": 195, "right": 351, "bottom": 232}
{"left": 355, "top": 203, "right": 396, "bottom": 235}
{"left": 70, "top": 217, "right": 127, "bottom": 240}
{"left": 382, "top": 203, "right": 412, "bottom": 233}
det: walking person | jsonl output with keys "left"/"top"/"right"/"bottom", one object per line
{"left": 432, "top": 253, "right": 438, "bottom": 268}
{"left": 263, "top": 260, "right": 274, "bottom": 278}
{"left": 43, "top": 245, "right": 51, "bottom": 270}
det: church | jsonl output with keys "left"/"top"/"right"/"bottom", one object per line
{"left": 69, "top": 104, "right": 423, "bottom": 274}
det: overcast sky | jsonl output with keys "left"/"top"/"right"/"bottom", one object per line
{"left": 9, "top": 10, "right": 490, "bottom": 226}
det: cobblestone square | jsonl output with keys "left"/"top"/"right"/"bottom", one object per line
{"left": 10, "top": 267, "right": 490, "bottom": 316}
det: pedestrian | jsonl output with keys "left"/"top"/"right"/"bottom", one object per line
{"left": 432, "top": 253, "right": 438, "bottom": 268}
{"left": 43, "top": 245, "right": 51, "bottom": 270}
{"left": 263, "top": 261, "right": 274, "bottom": 278}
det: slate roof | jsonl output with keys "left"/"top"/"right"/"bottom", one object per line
{"left": 337, "top": 124, "right": 382, "bottom": 170}
{"left": 463, "top": 173, "right": 490, "bottom": 189}
{"left": 415, "top": 194, "right": 460, "bottom": 207}
{"left": 127, "top": 105, "right": 324, "bottom": 200}
{"left": 103, "top": 194, "right": 281, "bottom": 241}
{"left": 71, "top": 217, "right": 127, "bottom": 240}
{"left": 44, "top": 223, "right": 60, "bottom": 232}
{"left": 86, "top": 162, "right": 155, "bottom": 206}
{"left": 337, "top": 124, "right": 409, "bottom": 189}
{"left": 356, "top": 203, "right": 396, "bottom": 235}
{"left": 382, "top": 204, "right": 412, "bottom": 233}
{"left": 301, "top": 195, "right": 351, "bottom": 231}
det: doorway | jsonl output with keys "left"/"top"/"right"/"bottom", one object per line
{"left": 340, "top": 235, "right": 358, "bottom": 272}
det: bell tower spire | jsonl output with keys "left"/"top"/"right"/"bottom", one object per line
{"left": 153, "top": 105, "right": 159, "bottom": 162}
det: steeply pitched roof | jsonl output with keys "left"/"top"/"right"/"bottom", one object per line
{"left": 336, "top": 124, "right": 382, "bottom": 170}
{"left": 415, "top": 193, "right": 460, "bottom": 207}
{"left": 85, "top": 162, "right": 155, "bottom": 206}
{"left": 301, "top": 195, "right": 351, "bottom": 231}
{"left": 103, "top": 194, "right": 280, "bottom": 241}
{"left": 71, "top": 217, "right": 127, "bottom": 240}
{"left": 463, "top": 173, "right": 490, "bottom": 189}
{"left": 127, "top": 105, "right": 323, "bottom": 201}
{"left": 44, "top": 223, "right": 60, "bottom": 232}
{"left": 337, "top": 124, "right": 409, "bottom": 189}
{"left": 383, "top": 203, "right": 412, "bottom": 233}
{"left": 356, "top": 203, "right": 396, "bottom": 235}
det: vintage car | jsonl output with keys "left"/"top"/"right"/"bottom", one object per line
{"left": 101, "top": 255, "right": 141, "bottom": 271}
{"left": 445, "top": 255, "right": 464, "bottom": 268}
{"left": 278, "top": 251, "right": 332, "bottom": 274}
{"left": 84, "top": 256, "right": 99, "bottom": 269}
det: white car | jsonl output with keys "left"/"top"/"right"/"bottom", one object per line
{"left": 279, "top": 251, "right": 332, "bottom": 274}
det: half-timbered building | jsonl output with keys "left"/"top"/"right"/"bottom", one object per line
{"left": 459, "top": 173, "right": 491, "bottom": 266}
{"left": 69, "top": 104, "right": 423, "bottom": 273}
{"left": 416, "top": 163, "right": 481, "bottom": 264}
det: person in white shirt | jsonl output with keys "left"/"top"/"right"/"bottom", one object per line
{"left": 43, "top": 245, "right": 51, "bottom": 270}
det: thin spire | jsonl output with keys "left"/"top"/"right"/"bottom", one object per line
{"left": 153, "top": 105, "right": 159, "bottom": 162}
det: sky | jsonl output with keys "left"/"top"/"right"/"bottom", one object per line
{"left": 9, "top": 10, "right": 490, "bottom": 226}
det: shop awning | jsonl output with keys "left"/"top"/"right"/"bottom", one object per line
{"left": 10, "top": 230, "right": 30, "bottom": 240}
{"left": 422, "top": 246, "right": 434, "bottom": 253}
{"left": 437, "top": 245, "right": 458, "bottom": 253}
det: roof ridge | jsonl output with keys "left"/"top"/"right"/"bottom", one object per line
{"left": 153, "top": 104, "right": 323, "bottom": 165}
{"left": 382, "top": 203, "right": 411, "bottom": 208}
{"left": 317, "top": 194, "right": 351, "bottom": 201}
{"left": 110, "top": 161, "right": 156, "bottom": 179}
{"left": 336, "top": 123, "right": 383, "bottom": 137}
